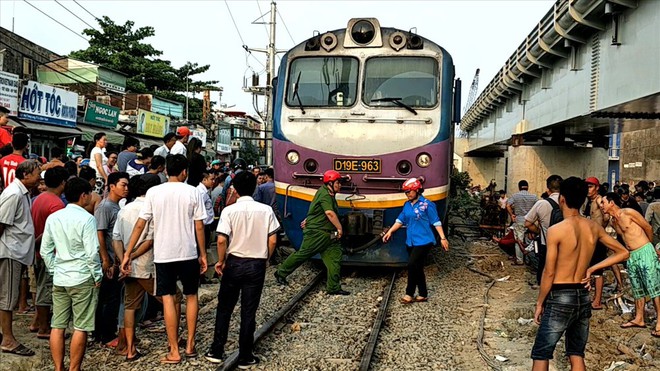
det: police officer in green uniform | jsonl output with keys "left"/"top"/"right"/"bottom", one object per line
{"left": 274, "top": 170, "right": 349, "bottom": 295}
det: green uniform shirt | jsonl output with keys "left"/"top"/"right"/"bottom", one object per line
{"left": 305, "top": 186, "right": 338, "bottom": 232}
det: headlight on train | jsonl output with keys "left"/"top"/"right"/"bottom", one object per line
{"left": 416, "top": 153, "right": 431, "bottom": 168}
{"left": 396, "top": 160, "right": 412, "bottom": 175}
{"left": 304, "top": 159, "right": 318, "bottom": 173}
{"left": 286, "top": 151, "right": 300, "bottom": 165}
{"left": 351, "top": 20, "right": 375, "bottom": 45}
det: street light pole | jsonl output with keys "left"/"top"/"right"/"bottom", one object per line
{"left": 185, "top": 70, "right": 190, "bottom": 122}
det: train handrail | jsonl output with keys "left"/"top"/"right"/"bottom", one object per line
{"left": 287, "top": 115, "right": 433, "bottom": 125}
{"left": 362, "top": 175, "right": 426, "bottom": 183}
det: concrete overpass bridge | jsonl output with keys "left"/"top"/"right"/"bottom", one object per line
{"left": 459, "top": 0, "right": 659, "bottom": 194}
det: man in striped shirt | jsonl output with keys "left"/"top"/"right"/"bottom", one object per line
{"left": 507, "top": 180, "right": 538, "bottom": 265}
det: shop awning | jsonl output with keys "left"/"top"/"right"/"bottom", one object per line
{"left": 19, "top": 120, "right": 83, "bottom": 138}
{"left": 78, "top": 124, "right": 125, "bottom": 145}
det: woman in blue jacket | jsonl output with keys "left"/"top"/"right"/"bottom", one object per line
{"left": 383, "top": 178, "right": 449, "bottom": 304}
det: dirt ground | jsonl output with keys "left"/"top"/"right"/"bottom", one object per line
{"left": 3, "top": 238, "right": 660, "bottom": 371}
{"left": 470, "top": 239, "right": 660, "bottom": 371}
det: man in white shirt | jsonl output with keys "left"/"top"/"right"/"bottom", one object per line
{"left": 170, "top": 127, "right": 190, "bottom": 156}
{"left": 117, "top": 174, "right": 181, "bottom": 361}
{"left": 204, "top": 171, "right": 279, "bottom": 367}
{"left": 125, "top": 154, "right": 207, "bottom": 365}
{"left": 153, "top": 132, "right": 176, "bottom": 159}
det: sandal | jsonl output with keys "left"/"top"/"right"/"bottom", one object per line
{"left": 160, "top": 355, "right": 181, "bottom": 365}
{"left": 415, "top": 296, "right": 428, "bottom": 302}
{"left": 185, "top": 348, "right": 198, "bottom": 358}
{"left": 400, "top": 296, "right": 414, "bottom": 304}
{"left": 1, "top": 343, "right": 35, "bottom": 357}
{"left": 126, "top": 350, "right": 143, "bottom": 362}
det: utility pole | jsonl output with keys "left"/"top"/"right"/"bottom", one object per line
{"left": 244, "top": 1, "right": 286, "bottom": 166}
{"left": 264, "top": 1, "right": 277, "bottom": 166}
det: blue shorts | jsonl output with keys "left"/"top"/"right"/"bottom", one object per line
{"left": 531, "top": 285, "right": 591, "bottom": 360}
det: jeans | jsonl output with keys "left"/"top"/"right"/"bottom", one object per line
{"left": 406, "top": 244, "right": 432, "bottom": 298}
{"left": 210, "top": 255, "right": 267, "bottom": 360}
{"left": 531, "top": 287, "right": 591, "bottom": 360}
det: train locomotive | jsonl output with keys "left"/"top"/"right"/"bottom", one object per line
{"left": 272, "top": 18, "right": 460, "bottom": 266}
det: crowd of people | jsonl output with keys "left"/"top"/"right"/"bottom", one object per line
{"left": 0, "top": 123, "right": 279, "bottom": 369}
{"left": 485, "top": 174, "right": 659, "bottom": 370}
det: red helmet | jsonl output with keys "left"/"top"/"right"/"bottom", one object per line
{"left": 323, "top": 170, "right": 342, "bottom": 183}
{"left": 402, "top": 178, "right": 422, "bottom": 192}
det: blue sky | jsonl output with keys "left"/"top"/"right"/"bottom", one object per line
{"left": 1, "top": 0, "right": 553, "bottom": 115}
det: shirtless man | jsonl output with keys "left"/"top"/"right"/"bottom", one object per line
{"left": 600, "top": 192, "right": 660, "bottom": 336}
{"left": 531, "top": 177, "right": 629, "bottom": 371}
{"left": 582, "top": 177, "right": 621, "bottom": 309}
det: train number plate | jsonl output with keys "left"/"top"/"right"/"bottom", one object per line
{"left": 333, "top": 158, "right": 381, "bottom": 173}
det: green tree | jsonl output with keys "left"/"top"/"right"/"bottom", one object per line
{"left": 240, "top": 141, "right": 261, "bottom": 166}
{"left": 70, "top": 16, "right": 219, "bottom": 120}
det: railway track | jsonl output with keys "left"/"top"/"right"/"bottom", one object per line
{"left": 217, "top": 270, "right": 397, "bottom": 371}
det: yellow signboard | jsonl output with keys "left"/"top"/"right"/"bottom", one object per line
{"left": 136, "top": 109, "right": 170, "bottom": 138}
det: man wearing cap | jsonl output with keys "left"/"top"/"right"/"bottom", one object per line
{"left": 170, "top": 127, "right": 190, "bottom": 156}
{"left": 506, "top": 180, "right": 538, "bottom": 265}
{"left": 210, "top": 160, "right": 222, "bottom": 173}
{"left": 275, "top": 170, "right": 349, "bottom": 295}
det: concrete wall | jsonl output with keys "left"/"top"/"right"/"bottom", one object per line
{"left": 507, "top": 145, "right": 608, "bottom": 196}
{"left": 0, "top": 27, "right": 60, "bottom": 78}
{"left": 621, "top": 126, "right": 660, "bottom": 183}
{"left": 454, "top": 137, "right": 506, "bottom": 190}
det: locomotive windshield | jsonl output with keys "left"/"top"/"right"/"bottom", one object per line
{"left": 286, "top": 57, "right": 359, "bottom": 107}
{"left": 363, "top": 57, "right": 438, "bottom": 108}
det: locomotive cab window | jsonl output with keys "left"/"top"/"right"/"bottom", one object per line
{"left": 286, "top": 57, "right": 359, "bottom": 108}
{"left": 363, "top": 57, "right": 438, "bottom": 108}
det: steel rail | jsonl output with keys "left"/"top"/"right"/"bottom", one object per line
{"left": 358, "top": 272, "right": 396, "bottom": 371}
{"left": 218, "top": 271, "right": 324, "bottom": 371}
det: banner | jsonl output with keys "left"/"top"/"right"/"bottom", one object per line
{"left": 136, "top": 109, "right": 170, "bottom": 138}
{"left": 18, "top": 81, "right": 78, "bottom": 127}
{"left": 84, "top": 100, "right": 120, "bottom": 129}
{"left": 0, "top": 71, "right": 19, "bottom": 116}
{"left": 216, "top": 126, "right": 231, "bottom": 154}
{"left": 191, "top": 129, "right": 207, "bottom": 148}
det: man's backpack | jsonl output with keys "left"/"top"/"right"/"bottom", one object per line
{"left": 225, "top": 185, "right": 239, "bottom": 207}
{"left": 546, "top": 198, "right": 563, "bottom": 227}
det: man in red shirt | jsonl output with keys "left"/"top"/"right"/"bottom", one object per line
{"left": 1, "top": 132, "right": 28, "bottom": 187}
{"left": 0, "top": 107, "right": 12, "bottom": 149}
{"left": 30, "top": 167, "right": 67, "bottom": 339}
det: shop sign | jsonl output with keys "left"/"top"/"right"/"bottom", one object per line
{"left": 0, "top": 71, "right": 19, "bottom": 115}
{"left": 18, "top": 81, "right": 78, "bottom": 128}
{"left": 191, "top": 130, "right": 207, "bottom": 148}
{"left": 84, "top": 100, "right": 120, "bottom": 129}
{"left": 98, "top": 80, "right": 126, "bottom": 94}
{"left": 216, "top": 126, "right": 231, "bottom": 154}
{"left": 136, "top": 109, "right": 170, "bottom": 138}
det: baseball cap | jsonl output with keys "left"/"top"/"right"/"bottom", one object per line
{"left": 211, "top": 160, "right": 221, "bottom": 166}
{"left": 176, "top": 127, "right": 191, "bottom": 138}
{"left": 585, "top": 177, "right": 600, "bottom": 187}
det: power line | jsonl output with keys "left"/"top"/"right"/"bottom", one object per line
{"left": 277, "top": 10, "right": 296, "bottom": 45}
{"left": 224, "top": 0, "right": 265, "bottom": 70}
{"left": 22, "top": 0, "right": 88, "bottom": 42}
{"left": 72, "top": 0, "right": 99, "bottom": 20}
{"left": 54, "top": 0, "right": 98, "bottom": 31}
{"left": 224, "top": 0, "right": 246, "bottom": 46}
{"left": 255, "top": 0, "right": 270, "bottom": 40}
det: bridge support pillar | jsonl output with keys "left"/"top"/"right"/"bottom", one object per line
{"left": 507, "top": 146, "right": 608, "bottom": 196}
{"left": 462, "top": 157, "right": 506, "bottom": 193}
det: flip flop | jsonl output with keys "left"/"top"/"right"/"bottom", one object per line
{"left": 160, "top": 355, "right": 181, "bottom": 365}
{"left": 415, "top": 296, "right": 428, "bottom": 302}
{"left": 126, "top": 350, "right": 143, "bottom": 362}
{"left": 2, "top": 343, "right": 35, "bottom": 357}
{"left": 620, "top": 321, "right": 646, "bottom": 329}
{"left": 185, "top": 348, "right": 198, "bottom": 358}
{"left": 28, "top": 327, "right": 39, "bottom": 333}
{"left": 400, "top": 296, "right": 414, "bottom": 304}
{"left": 652, "top": 330, "right": 660, "bottom": 338}
{"left": 591, "top": 306, "right": 603, "bottom": 310}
